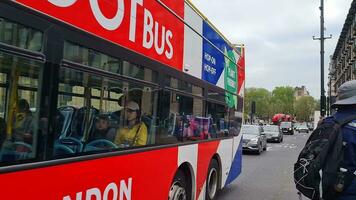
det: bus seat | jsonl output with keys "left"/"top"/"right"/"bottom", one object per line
{"left": 53, "top": 143, "right": 75, "bottom": 157}
{"left": 57, "top": 106, "right": 77, "bottom": 139}
{"left": 141, "top": 114, "right": 154, "bottom": 145}
{"left": 70, "top": 107, "right": 98, "bottom": 140}
{"left": 1, "top": 142, "right": 32, "bottom": 161}
{"left": 56, "top": 137, "right": 83, "bottom": 153}
{"left": 83, "top": 139, "right": 117, "bottom": 152}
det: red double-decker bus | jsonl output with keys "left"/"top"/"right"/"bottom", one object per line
{"left": 0, "top": 1, "right": 245, "bottom": 199}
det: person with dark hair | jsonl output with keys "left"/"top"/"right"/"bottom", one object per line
{"left": 13, "top": 99, "right": 33, "bottom": 143}
{"left": 91, "top": 114, "right": 116, "bottom": 142}
{"left": 114, "top": 101, "right": 147, "bottom": 147}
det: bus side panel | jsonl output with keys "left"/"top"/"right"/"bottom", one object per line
{"left": 216, "top": 138, "right": 233, "bottom": 189}
{"left": 178, "top": 144, "right": 198, "bottom": 200}
{"left": 0, "top": 147, "right": 178, "bottom": 200}
{"left": 196, "top": 140, "right": 220, "bottom": 200}
{"left": 225, "top": 134, "right": 243, "bottom": 186}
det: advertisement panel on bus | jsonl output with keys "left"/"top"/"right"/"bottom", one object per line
{"left": 14, "top": 0, "right": 185, "bottom": 70}
{"left": 202, "top": 21, "right": 239, "bottom": 109}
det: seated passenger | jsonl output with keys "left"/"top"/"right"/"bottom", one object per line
{"left": 13, "top": 99, "right": 34, "bottom": 144}
{"left": 114, "top": 101, "right": 147, "bottom": 147}
{"left": 91, "top": 114, "right": 116, "bottom": 142}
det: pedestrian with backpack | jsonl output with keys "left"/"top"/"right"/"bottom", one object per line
{"left": 294, "top": 80, "right": 356, "bottom": 200}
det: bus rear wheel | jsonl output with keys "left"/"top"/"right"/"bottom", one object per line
{"left": 169, "top": 170, "right": 188, "bottom": 200}
{"left": 206, "top": 159, "right": 220, "bottom": 200}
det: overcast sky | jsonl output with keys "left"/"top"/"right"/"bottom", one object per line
{"left": 190, "top": 0, "right": 353, "bottom": 98}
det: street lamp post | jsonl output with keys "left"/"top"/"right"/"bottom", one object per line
{"left": 313, "top": 0, "right": 332, "bottom": 117}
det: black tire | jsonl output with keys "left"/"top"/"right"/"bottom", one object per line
{"left": 169, "top": 170, "right": 189, "bottom": 200}
{"left": 206, "top": 159, "right": 220, "bottom": 200}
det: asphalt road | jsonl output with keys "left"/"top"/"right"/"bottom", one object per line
{"left": 218, "top": 131, "right": 310, "bottom": 200}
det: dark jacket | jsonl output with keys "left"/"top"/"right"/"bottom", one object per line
{"left": 324, "top": 109, "right": 356, "bottom": 199}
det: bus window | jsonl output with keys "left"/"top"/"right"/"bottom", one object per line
{"left": 227, "top": 94, "right": 241, "bottom": 136}
{"left": 0, "top": 52, "right": 43, "bottom": 164}
{"left": 206, "top": 102, "right": 229, "bottom": 138}
{"left": 64, "top": 41, "right": 122, "bottom": 74}
{"left": 58, "top": 68, "right": 85, "bottom": 108}
{"left": 208, "top": 90, "right": 225, "bottom": 103}
{"left": 54, "top": 67, "right": 159, "bottom": 156}
{"left": 113, "top": 85, "right": 158, "bottom": 147}
{"left": 64, "top": 41, "right": 158, "bottom": 84}
{"left": 165, "top": 76, "right": 193, "bottom": 93}
{"left": 157, "top": 89, "right": 205, "bottom": 144}
{"left": 0, "top": 17, "right": 43, "bottom": 52}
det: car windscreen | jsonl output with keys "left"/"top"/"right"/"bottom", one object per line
{"left": 241, "top": 126, "right": 259, "bottom": 135}
{"left": 263, "top": 125, "right": 279, "bottom": 132}
{"left": 280, "top": 122, "right": 291, "bottom": 128}
{"left": 299, "top": 124, "right": 308, "bottom": 128}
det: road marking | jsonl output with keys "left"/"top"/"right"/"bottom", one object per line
{"left": 273, "top": 143, "right": 297, "bottom": 149}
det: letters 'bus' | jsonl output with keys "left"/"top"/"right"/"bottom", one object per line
{"left": 0, "top": 1, "right": 245, "bottom": 199}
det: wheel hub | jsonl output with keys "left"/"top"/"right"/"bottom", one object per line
{"left": 208, "top": 168, "right": 218, "bottom": 199}
{"left": 169, "top": 182, "right": 187, "bottom": 200}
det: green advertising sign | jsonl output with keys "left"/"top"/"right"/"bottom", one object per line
{"left": 224, "top": 48, "right": 238, "bottom": 109}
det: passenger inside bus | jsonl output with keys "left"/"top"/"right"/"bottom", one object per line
{"left": 90, "top": 114, "right": 116, "bottom": 142}
{"left": 114, "top": 101, "right": 147, "bottom": 147}
{"left": 13, "top": 99, "right": 34, "bottom": 144}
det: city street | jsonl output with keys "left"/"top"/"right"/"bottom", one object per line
{"left": 218, "top": 132, "right": 309, "bottom": 200}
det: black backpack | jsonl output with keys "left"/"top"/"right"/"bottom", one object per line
{"left": 294, "top": 116, "right": 356, "bottom": 200}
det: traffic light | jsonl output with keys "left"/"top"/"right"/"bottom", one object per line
{"left": 251, "top": 101, "right": 256, "bottom": 114}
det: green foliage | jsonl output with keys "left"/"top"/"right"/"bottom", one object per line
{"left": 245, "top": 86, "right": 316, "bottom": 122}
{"left": 271, "top": 86, "right": 295, "bottom": 114}
{"left": 314, "top": 99, "right": 320, "bottom": 111}
{"left": 245, "top": 88, "right": 272, "bottom": 120}
{"left": 294, "top": 96, "right": 316, "bottom": 121}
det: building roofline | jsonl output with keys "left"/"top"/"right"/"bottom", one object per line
{"left": 332, "top": 0, "right": 356, "bottom": 60}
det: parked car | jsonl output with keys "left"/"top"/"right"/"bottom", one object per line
{"left": 241, "top": 125, "right": 267, "bottom": 154}
{"left": 263, "top": 125, "right": 283, "bottom": 143}
{"left": 296, "top": 123, "right": 309, "bottom": 133}
{"left": 280, "top": 121, "right": 293, "bottom": 135}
